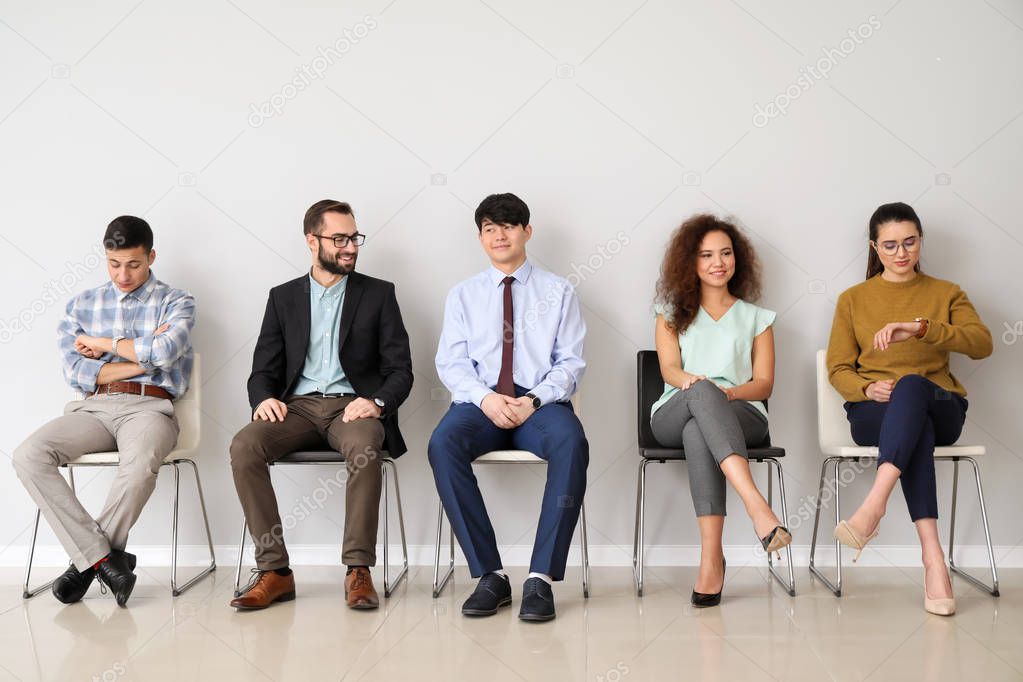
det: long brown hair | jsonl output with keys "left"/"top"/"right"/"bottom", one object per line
{"left": 655, "top": 214, "right": 762, "bottom": 333}
{"left": 866, "top": 202, "right": 923, "bottom": 279}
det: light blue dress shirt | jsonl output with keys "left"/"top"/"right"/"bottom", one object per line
{"left": 292, "top": 274, "right": 355, "bottom": 396}
{"left": 436, "top": 260, "right": 586, "bottom": 407}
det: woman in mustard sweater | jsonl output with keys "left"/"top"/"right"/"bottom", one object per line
{"left": 826, "top": 202, "right": 992, "bottom": 616}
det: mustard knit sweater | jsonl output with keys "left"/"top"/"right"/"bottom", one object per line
{"left": 826, "top": 273, "right": 992, "bottom": 402}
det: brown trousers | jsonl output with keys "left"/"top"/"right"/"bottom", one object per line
{"left": 230, "top": 395, "right": 384, "bottom": 570}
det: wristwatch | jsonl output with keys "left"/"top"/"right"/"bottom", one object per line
{"left": 111, "top": 335, "right": 125, "bottom": 357}
{"left": 373, "top": 397, "right": 385, "bottom": 411}
{"left": 525, "top": 392, "right": 541, "bottom": 410}
{"left": 913, "top": 317, "right": 929, "bottom": 338}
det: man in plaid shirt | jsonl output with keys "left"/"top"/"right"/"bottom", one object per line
{"left": 13, "top": 216, "right": 195, "bottom": 607}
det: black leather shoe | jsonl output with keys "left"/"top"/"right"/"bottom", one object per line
{"left": 96, "top": 549, "right": 137, "bottom": 607}
{"left": 52, "top": 552, "right": 136, "bottom": 605}
{"left": 461, "top": 573, "right": 512, "bottom": 617}
{"left": 518, "top": 577, "right": 556, "bottom": 622}
{"left": 52, "top": 564, "right": 96, "bottom": 604}
{"left": 691, "top": 557, "right": 726, "bottom": 608}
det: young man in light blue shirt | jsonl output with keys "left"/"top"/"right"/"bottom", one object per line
{"left": 429, "top": 193, "right": 588, "bottom": 622}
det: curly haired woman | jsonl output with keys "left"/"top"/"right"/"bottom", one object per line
{"left": 650, "top": 214, "right": 791, "bottom": 607}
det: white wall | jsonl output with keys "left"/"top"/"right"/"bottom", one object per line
{"left": 1, "top": 0, "right": 1021, "bottom": 568}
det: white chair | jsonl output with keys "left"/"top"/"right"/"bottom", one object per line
{"left": 231, "top": 450, "right": 409, "bottom": 598}
{"left": 23, "top": 354, "right": 216, "bottom": 598}
{"left": 808, "top": 349, "right": 999, "bottom": 597}
{"left": 432, "top": 397, "right": 590, "bottom": 599}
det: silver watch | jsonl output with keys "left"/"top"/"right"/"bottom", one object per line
{"left": 111, "top": 335, "right": 125, "bottom": 357}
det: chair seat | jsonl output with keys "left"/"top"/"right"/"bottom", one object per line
{"left": 640, "top": 446, "right": 786, "bottom": 461}
{"left": 65, "top": 449, "right": 194, "bottom": 466}
{"left": 475, "top": 450, "right": 543, "bottom": 463}
{"left": 821, "top": 444, "right": 986, "bottom": 458}
{"left": 272, "top": 450, "right": 392, "bottom": 464}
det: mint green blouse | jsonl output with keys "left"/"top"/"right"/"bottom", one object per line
{"left": 650, "top": 298, "right": 776, "bottom": 419}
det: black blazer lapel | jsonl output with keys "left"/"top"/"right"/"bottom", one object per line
{"left": 291, "top": 275, "right": 312, "bottom": 370}
{"left": 337, "top": 271, "right": 364, "bottom": 350}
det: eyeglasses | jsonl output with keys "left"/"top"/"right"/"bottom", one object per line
{"left": 313, "top": 233, "right": 365, "bottom": 248}
{"left": 872, "top": 236, "right": 920, "bottom": 256}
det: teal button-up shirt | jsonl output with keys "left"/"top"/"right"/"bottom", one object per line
{"left": 292, "top": 273, "right": 355, "bottom": 396}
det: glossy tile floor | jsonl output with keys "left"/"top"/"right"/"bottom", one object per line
{"left": 0, "top": 562, "right": 1018, "bottom": 681}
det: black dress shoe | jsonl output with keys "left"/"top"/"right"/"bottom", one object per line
{"left": 96, "top": 549, "right": 137, "bottom": 607}
{"left": 691, "top": 557, "right": 726, "bottom": 608}
{"left": 52, "top": 552, "right": 136, "bottom": 605}
{"left": 518, "top": 577, "right": 556, "bottom": 622}
{"left": 52, "top": 564, "right": 96, "bottom": 604}
{"left": 461, "top": 573, "right": 512, "bottom": 617}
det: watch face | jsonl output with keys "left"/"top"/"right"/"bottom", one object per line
{"left": 374, "top": 398, "right": 385, "bottom": 407}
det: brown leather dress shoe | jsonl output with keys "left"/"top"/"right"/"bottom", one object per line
{"left": 230, "top": 570, "right": 296, "bottom": 610}
{"left": 345, "top": 567, "right": 379, "bottom": 609}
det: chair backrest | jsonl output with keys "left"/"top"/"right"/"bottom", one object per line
{"left": 816, "top": 349, "right": 852, "bottom": 451}
{"left": 637, "top": 351, "right": 664, "bottom": 449}
{"left": 173, "top": 353, "right": 201, "bottom": 454}
{"left": 637, "top": 350, "right": 773, "bottom": 451}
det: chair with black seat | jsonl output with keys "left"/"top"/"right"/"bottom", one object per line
{"left": 232, "top": 450, "right": 409, "bottom": 598}
{"left": 633, "top": 350, "right": 795, "bottom": 596}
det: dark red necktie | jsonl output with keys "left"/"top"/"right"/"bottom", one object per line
{"left": 496, "top": 276, "right": 515, "bottom": 396}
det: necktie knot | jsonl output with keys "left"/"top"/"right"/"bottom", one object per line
{"left": 502, "top": 276, "right": 515, "bottom": 286}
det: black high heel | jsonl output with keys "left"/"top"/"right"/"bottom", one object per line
{"left": 691, "top": 557, "right": 725, "bottom": 608}
{"left": 759, "top": 525, "right": 792, "bottom": 560}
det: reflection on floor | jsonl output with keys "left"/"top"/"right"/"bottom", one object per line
{"left": 0, "top": 564, "right": 1017, "bottom": 681}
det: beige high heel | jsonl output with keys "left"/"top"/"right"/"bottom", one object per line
{"left": 833, "top": 520, "right": 879, "bottom": 562}
{"left": 924, "top": 566, "right": 956, "bottom": 616}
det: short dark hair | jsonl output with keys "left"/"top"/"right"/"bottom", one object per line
{"left": 304, "top": 199, "right": 354, "bottom": 235}
{"left": 474, "top": 193, "right": 529, "bottom": 232}
{"left": 104, "top": 216, "right": 153, "bottom": 251}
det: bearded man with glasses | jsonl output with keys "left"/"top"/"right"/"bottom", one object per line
{"left": 229, "top": 199, "right": 413, "bottom": 611}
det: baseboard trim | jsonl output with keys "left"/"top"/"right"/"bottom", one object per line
{"left": 5, "top": 543, "right": 1020, "bottom": 569}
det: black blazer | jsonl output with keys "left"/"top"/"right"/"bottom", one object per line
{"left": 247, "top": 271, "right": 414, "bottom": 457}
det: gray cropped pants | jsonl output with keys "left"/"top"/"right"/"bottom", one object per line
{"left": 649, "top": 380, "right": 769, "bottom": 516}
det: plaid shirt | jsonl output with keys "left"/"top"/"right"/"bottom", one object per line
{"left": 58, "top": 272, "right": 195, "bottom": 398}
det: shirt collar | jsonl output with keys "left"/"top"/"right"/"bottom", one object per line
{"left": 487, "top": 259, "right": 532, "bottom": 286}
{"left": 308, "top": 272, "right": 346, "bottom": 299}
{"left": 113, "top": 272, "right": 157, "bottom": 303}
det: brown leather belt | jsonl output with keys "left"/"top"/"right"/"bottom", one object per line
{"left": 89, "top": 381, "right": 174, "bottom": 401}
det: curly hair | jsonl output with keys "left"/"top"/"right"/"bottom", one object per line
{"left": 655, "top": 214, "right": 762, "bottom": 333}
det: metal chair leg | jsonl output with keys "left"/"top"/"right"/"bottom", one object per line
{"left": 632, "top": 457, "right": 642, "bottom": 576}
{"left": 808, "top": 456, "right": 844, "bottom": 597}
{"left": 634, "top": 459, "right": 649, "bottom": 596}
{"left": 234, "top": 519, "right": 248, "bottom": 597}
{"left": 381, "top": 459, "right": 409, "bottom": 598}
{"left": 948, "top": 457, "right": 1000, "bottom": 596}
{"left": 764, "top": 458, "right": 796, "bottom": 596}
{"left": 170, "top": 460, "right": 217, "bottom": 596}
{"left": 432, "top": 499, "right": 455, "bottom": 598}
{"left": 579, "top": 501, "right": 590, "bottom": 598}
{"left": 23, "top": 466, "right": 77, "bottom": 599}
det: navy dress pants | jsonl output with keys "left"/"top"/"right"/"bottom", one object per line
{"left": 844, "top": 374, "right": 967, "bottom": 521}
{"left": 428, "top": 390, "right": 588, "bottom": 581}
